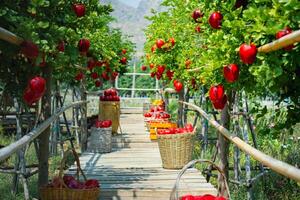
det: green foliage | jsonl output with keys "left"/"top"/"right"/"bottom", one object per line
{"left": 0, "top": 0, "right": 134, "bottom": 103}
{"left": 144, "top": 0, "right": 300, "bottom": 130}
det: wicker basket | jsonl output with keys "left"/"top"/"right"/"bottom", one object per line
{"left": 87, "top": 127, "right": 112, "bottom": 153}
{"left": 157, "top": 132, "right": 194, "bottom": 169}
{"left": 170, "top": 159, "right": 230, "bottom": 200}
{"left": 40, "top": 149, "right": 100, "bottom": 200}
{"left": 99, "top": 101, "right": 120, "bottom": 134}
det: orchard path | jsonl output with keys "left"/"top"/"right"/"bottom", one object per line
{"left": 68, "top": 113, "right": 217, "bottom": 200}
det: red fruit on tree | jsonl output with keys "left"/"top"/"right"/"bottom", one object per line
{"left": 157, "top": 65, "right": 165, "bottom": 74}
{"left": 239, "top": 43, "right": 257, "bottom": 64}
{"left": 150, "top": 63, "right": 155, "bottom": 69}
{"left": 223, "top": 64, "right": 239, "bottom": 83}
{"left": 235, "top": 0, "right": 248, "bottom": 8}
{"left": 78, "top": 39, "right": 90, "bottom": 53}
{"left": 169, "top": 38, "right": 175, "bottom": 46}
{"left": 192, "top": 9, "right": 204, "bottom": 22}
{"left": 20, "top": 41, "right": 39, "bottom": 59}
{"left": 156, "top": 72, "right": 162, "bottom": 80}
{"left": 95, "top": 80, "right": 101, "bottom": 87}
{"left": 57, "top": 41, "right": 65, "bottom": 52}
{"left": 72, "top": 3, "right": 85, "bottom": 17}
{"left": 195, "top": 26, "right": 201, "bottom": 33}
{"left": 120, "top": 57, "right": 127, "bottom": 65}
{"left": 209, "top": 84, "right": 225, "bottom": 102}
{"left": 173, "top": 80, "right": 183, "bottom": 92}
{"left": 95, "top": 60, "right": 103, "bottom": 67}
{"left": 151, "top": 45, "right": 157, "bottom": 53}
{"left": 209, "top": 11, "right": 223, "bottom": 29}
{"left": 122, "top": 49, "right": 127, "bottom": 54}
{"left": 87, "top": 59, "right": 96, "bottom": 71}
{"left": 29, "top": 76, "right": 46, "bottom": 95}
{"left": 275, "top": 27, "right": 294, "bottom": 50}
{"left": 166, "top": 70, "right": 174, "bottom": 80}
{"left": 156, "top": 39, "right": 165, "bottom": 49}
{"left": 150, "top": 72, "right": 156, "bottom": 78}
{"left": 23, "top": 87, "right": 36, "bottom": 105}
{"left": 141, "top": 66, "right": 147, "bottom": 71}
{"left": 185, "top": 60, "right": 192, "bottom": 69}
{"left": 75, "top": 72, "right": 84, "bottom": 81}
{"left": 111, "top": 72, "right": 119, "bottom": 80}
{"left": 212, "top": 95, "right": 227, "bottom": 110}
{"left": 101, "top": 72, "right": 110, "bottom": 80}
{"left": 91, "top": 72, "right": 98, "bottom": 79}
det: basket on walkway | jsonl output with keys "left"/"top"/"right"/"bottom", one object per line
{"left": 99, "top": 101, "right": 120, "bottom": 134}
{"left": 170, "top": 159, "right": 230, "bottom": 200}
{"left": 40, "top": 149, "right": 100, "bottom": 200}
{"left": 87, "top": 127, "right": 112, "bottom": 153}
{"left": 157, "top": 132, "right": 194, "bottom": 169}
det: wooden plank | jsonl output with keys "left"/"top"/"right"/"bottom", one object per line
{"left": 99, "top": 188, "right": 217, "bottom": 197}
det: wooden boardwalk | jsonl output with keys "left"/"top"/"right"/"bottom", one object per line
{"left": 68, "top": 114, "right": 217, "bottom": 200}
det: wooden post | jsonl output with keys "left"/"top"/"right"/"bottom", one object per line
{"left": 242, "top": 114, "right": 253, "bottom": 200}
{"left": 217, "top": 101, "right": 230, "bottom": 198}
{"left": 12, "top": 98, "right": 21, "bottom": 195}
{"left": 37, "top": 65, "right": 52, "bottom": 192}
{"left": 80, "top": 79, "right": 88, "bottom": 152}
{"left": 73, "top": 88, "right": 80, "bottom": 147}
{"left": 200, "top": 92, "right": 209, "bottom": 151}
{"left": 183, "top": 88, "right": 190, "bottom": 125}
{"left": 233, "top": 93, "right": 240, "bottom": 182}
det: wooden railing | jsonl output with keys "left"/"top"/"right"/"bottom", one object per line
{"left": 181, "top": 101, "right": 300, "bottom": 183}
{"left": 0, "top": 101, "right": 88, "bottom": 161}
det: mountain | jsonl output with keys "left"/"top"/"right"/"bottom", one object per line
{"left": 101, "top": 0, "right": 163, "bottom": 58}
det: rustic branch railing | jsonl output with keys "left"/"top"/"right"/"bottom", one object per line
{"left": 0, "top": 101, "right": 88, "bottom": 162}
{"left": 0, "top": 27, "right": 23, "bottom": 45}
{"left": 180, "top": 101, "right": 300, "bottom": 183}
{"left": 258, "top": 29, "right": 300, "bottom": 53}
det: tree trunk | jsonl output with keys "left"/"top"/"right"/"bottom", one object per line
{"left": 37, "top": 65, "right": 52, "bottom": 192}
{"left": 217, "top": 100, "right": 231, "bottom": 197}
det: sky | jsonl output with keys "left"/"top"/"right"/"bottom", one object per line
{"left": 118, "top": 0, "right": 141, "bottom": 8}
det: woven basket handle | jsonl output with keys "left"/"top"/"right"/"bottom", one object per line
{"left": 58, "top": 149, "right": 87, "bottom": 188}
{"left": 169, "top": 159, "right": 230, "bottom": 200}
